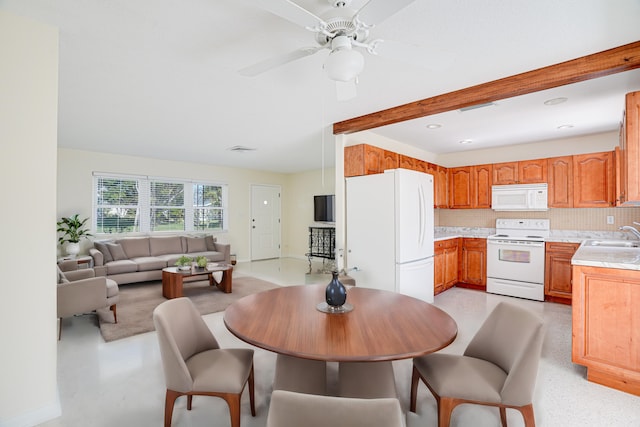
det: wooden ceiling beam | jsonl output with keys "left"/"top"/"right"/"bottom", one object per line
{"left": 333, "top": 40, "right": 640, "bottom": 135}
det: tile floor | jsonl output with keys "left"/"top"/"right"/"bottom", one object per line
{"left": 45, "top": 258, "right": 640, "bottom": 427}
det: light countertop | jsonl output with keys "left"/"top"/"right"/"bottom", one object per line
{"left": 571, "top": 241, "right": 640, "bottom": 271}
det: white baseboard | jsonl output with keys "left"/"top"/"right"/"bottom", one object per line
{"left": 0, "top": 396, "right": 60, "bottom": 427}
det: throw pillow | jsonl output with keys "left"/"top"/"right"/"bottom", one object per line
{"left": 186, "top": 237, "right": 207, "bottom": 253}
{"left": 94, "top": 241, "right": 113, "bottom": 263}
{"left": 106, "top": 243, "right": 127, "bottom": 261}
{"left": 205, "top": 235, "right": 216, "bottom": 251}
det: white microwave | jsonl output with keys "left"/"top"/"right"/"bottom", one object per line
{"left": 491, "top": 183, "right": 548, "bottom": 211}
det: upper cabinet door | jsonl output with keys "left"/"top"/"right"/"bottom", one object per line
{"left": 492, "top": 162, "right": 518, "bottom": 184}
{"left": 619, "top": 91, "right": 640, "bottom": 205}
{"left": 449, "top": 167, "right": 473, "bottom": 208}
{"left": 472, "top": 164, "right": 493, "bottom": 208}
{"left": 548, "top": 156, "right": 574, "bottom": 208}
{"left": 573, "top": 151, "right": 614, "bottom": 207}
{"left": 518, "top": 159, "right": 547, "bottom": 183}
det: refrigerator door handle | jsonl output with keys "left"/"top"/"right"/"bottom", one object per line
{"left": 418, "top": 183, "right": 425, "bottom": 247}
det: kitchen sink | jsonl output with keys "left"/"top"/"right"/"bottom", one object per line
{"left": 583, "top": 239, "right": 640, "bottom": 248}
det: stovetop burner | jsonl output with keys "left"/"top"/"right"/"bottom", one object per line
{"left": 487, "top": 218, "right": 550, "bottom": 241}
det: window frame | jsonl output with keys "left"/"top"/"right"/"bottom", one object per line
{"left": 92, "top": 172, "right": 228, "bottom": 235}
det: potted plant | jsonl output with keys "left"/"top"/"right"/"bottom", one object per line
{"left": 175, "top": 255, "right": 193, "bottom": 271}
{"left": 57, "top": 214, "right": 93, "bottom": 256}
{"left": 196, "top": 256, "right": 208, "bottom": 268}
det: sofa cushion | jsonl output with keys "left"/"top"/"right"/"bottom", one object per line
{"left": 132, "top": 257, "right": 167, "bottom": 272}
{"left": 149, "top": 236, "right": 183, "bottom": 256}
{"left": 186, "top": 237, "right": 207, "bottom": 253}
{"left": 118, "top": 238, "right": 150, "bottom": 258}
{"left": 107, "top": 243, "right": 128, "bottom": 261}
{"left": 94, "top": 241, "right": 114, "bottom": 263}
{"left": 57, "top": 266, "right": 69, "bottom": 284}
{"left": 205, "top": 235, "right": 217, "bottom": 251}
{"left": 105, "top": 260, "right": 138, "bottom": 275}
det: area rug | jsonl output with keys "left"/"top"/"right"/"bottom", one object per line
{"left": 98, "top": 275, "right": 280, "bottom": 342}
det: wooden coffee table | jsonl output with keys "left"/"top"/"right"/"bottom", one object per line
{"left": 162, "top": 265, "right": 233, "bottom": 299}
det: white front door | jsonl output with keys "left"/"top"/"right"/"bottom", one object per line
{"left": 251, "top": 185, "right": 281, "bottom": 260}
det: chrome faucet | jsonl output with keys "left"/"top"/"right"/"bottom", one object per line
{"left": 619, "top": 222, "right": 640, "bottom": 239}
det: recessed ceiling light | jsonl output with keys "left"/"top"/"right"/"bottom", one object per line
{"left": 459, "top": 139, "right": 473, "bottom": 144}
{"left": 544, "top": 97, "right": 568, "bottom": 106}
{"left": 557, "top": 124, "right": 574, "bottom": 130}
{"left": 425, "top": 124, "right": 441, "bottom": 129}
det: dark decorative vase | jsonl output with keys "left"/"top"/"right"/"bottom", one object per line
{"left": 325, "top": 271, "right": 347, "bottom": 307}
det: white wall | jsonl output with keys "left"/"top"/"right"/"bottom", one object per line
{"left": 0, "top": 11, "right": 60, "bottom": 426}
{"left": 57, "top": 149, "right": 335, "bottom": 263}
{"left": 435, "top": 131, "right": 618, "bottom": 167}
{"left": 283, "top": 168, "right": 336, "bottom": 259}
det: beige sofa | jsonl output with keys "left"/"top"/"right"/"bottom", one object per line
{"left": 89, "top": 235, "right": 230, "bottom": 285}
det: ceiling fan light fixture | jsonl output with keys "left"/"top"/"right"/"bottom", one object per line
{"left": 324, "top": 45, "right": 364, "bottom": 82}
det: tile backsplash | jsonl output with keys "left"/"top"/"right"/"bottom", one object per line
{"left": 436, "top": 207, "right": 640, "bottom": 232}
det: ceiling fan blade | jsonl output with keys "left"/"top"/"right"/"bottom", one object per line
{"left": 244, "top": 0, "right": 325, "bottom": 29}
{"left": 239, "top": 46, "right": 325, "bottom": 77}
{"left": 336, "top": 80, "right": 357, "bottom": 102}
{"left": 355, "top": 0, "right": 417, "bottom": 25}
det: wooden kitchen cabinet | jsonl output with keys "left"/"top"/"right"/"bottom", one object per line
{"left": 435, "top": 165, "right": 449, "bottom": 208}
{"left": 459, "top": 238, "right": 487, "bottom": 290}
{"left": 493, "top": 162, "right": 518, "bottom": 184}
{"left": 547, "top": 156, "right": 574, "bottom": 207}
{"left": 472, "top": 164, "right": 492, "bottom": 208}
{"left": 617, "top": 91, "right": 640, "bottom": 205}
{"left": 493, "top": 159, "right": 546, "bottom": 184}
{"left": 572, "top": 151, "right": 614, "bottom": 207}
{"left": 344, "top": 144, "right": 398, "bottom": 177}
{"left": 434, "top": 238, "right": 459, "bottom": 295}
{"left": 572, "top": 265, "right": 640, "bottom": 396}
{"left": 544, "top": 241, "right": 579, "bottom": 304}
{"left": 518, "top": 158, "right": 547, "bottom": 183}
{"left": 449, "top": 167, "right": 473, "bottom": 208}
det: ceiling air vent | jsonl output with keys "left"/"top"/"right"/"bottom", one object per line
{"left": 227, "top": 145, "right": 256, "bottom": 153}
{"left": 459, "top": 102, "right": 495, "bottom": 112}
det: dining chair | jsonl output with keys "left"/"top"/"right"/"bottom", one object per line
{"left": 410, "top": 301, "right": 545, "bottom": 427}
{"left": 273, "top": 354, "right": 327, "bottom": 395}
{"left": 153, "top": 297, "right": 256, "bottom": 427}
{"left": 266, "top": 390, "right": 405, "bottom": 427}
{"left": 338, "top": 361, "right": 398, "bottom": 398}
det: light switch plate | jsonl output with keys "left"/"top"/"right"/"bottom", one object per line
{"left": 607, "top": 215, "right": 614, "bottom": 225}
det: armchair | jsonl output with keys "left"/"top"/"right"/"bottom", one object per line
{"left": 57, "top": 262, "right": 119, "bottom": 339}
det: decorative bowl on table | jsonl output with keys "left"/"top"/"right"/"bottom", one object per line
{"left": 178, "top": 265, "right": 191, "bottom": 271}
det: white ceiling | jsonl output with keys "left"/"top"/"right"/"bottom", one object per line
{"left": 2, "top": 0, "right": 640, "bottom": 173}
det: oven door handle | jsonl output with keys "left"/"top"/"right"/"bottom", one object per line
{"left": 487, "top": 240, "right": 545, "bottom": 248}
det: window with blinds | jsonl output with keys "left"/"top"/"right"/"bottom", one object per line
{"left": 93, "top": 174, "right": 228, "bottom": 234}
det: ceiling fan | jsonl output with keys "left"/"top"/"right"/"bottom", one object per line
{"left": 239, "top": 0, "right": 418, "bottom": 99}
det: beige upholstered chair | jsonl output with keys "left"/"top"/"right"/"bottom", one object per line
{"left": 273, "top": 354, "right": 327, "bottom": 395}
{"left": 338, "top": 361, "right": 398, "bottom": 399}
{"left": 266, "top": 390, "right": 405, "bottom": 427}
{"left": 57, "top": 263, "right": 119, "bottom": 339}
{"left": 410, "top": 302, "right": 545, "bottom": 427}
{"left": 152, "top": 297, "right": 255, "bottom": 427}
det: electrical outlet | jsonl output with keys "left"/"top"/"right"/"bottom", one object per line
{"left": 607, "top": 215, "right": 614, "bottom": 225}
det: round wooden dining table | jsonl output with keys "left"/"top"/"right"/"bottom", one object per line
{"left": 223, "top": 284, "right": 458, "bottom": 362}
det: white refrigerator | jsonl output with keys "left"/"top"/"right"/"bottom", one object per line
{"left": 346, "top": 168, "right": 435, "bottom": 303}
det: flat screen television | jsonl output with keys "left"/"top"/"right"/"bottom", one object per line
{"left": 314, "top": 195, "right": 335, "bottom": 222}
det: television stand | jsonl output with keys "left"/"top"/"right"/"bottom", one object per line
{"left": 306, "top": 226, "right": 336, "bottom": 273}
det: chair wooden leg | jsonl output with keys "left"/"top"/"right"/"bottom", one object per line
{"left": 500, "top": 407, "right": 508, "bottom": 427}
{"left": 110, "top": 304, "right": 117, "bottom": 323}
{"left": 225, "top": 394, "right": 241, "bottom": 427}
{"left": 164, "top": 389, "right": 180, "bottom": 427}
{"left": 187, "top": 395, "right": 193, "bottom": 410}
{"left": 438, "top": 397, "right": 459, "bottom": 427}
{"left": 518, "top": 404, "right": 536, "bottom": 427}
{"left": 410, "top": 365, "right": 421, "bottom": 412}
{"left": 58, "top": 318, "right": 62, "bottom": 341}
{"left": 248, "top": 364, "right": 256, "bottom": 416}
